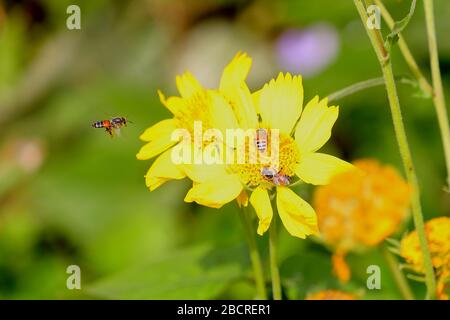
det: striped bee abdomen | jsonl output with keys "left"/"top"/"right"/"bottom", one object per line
{"left": 92, "top": 120, "right": 111, "bottom": 128}
{"left": 255, "top": 128, "right": 268, "bottom": 152}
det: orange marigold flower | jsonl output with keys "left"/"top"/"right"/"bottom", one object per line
{"left": 313, "top": 159, "right": 411, "bottom": 282}
{"left": 332, "top": 251, "right": 351, "bottom": 283}
{"left": 306, "top": 290, "right": 356, "bottom": 300}
{"left": 400, "top": 216, "right": 450, "bottom": 300}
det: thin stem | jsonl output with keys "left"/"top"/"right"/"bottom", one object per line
{"left": 358, "top": 1, "right": 388, "bottom": 63}
{"left": 353, "top": 0, "right": 436, "bottom": 299}
{"left": 382, "top": 245, "right": 414, "bottom": 300}
{"left": 239, "top": 206, "right": 267, "bottom": 299}
{"left": 374, "top": 0, "right": 433, "bottom": 96}
{"left": 327, "top": 76, "right": 414, "bottom": 103}
{"left": 423, "top": 0, "right": 450, "bottom": 190}
{"left": 269, "top": 214, "right": 282, "bottom": 300}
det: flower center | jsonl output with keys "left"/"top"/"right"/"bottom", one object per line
{"left": 229, "top": 132, "right": 300, "bottom": 188}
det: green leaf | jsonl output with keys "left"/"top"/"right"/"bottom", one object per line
{"left": 399, "top": 263, "right": 418, "bottom": 273}
{"left": 387, "top": 246, "right": 401, "bottom": 256}
{"left": 406, "top": 273, "right": 426, "bottom": 283}
{"left": 385, "top": 237, "right": 400, "bottom": 248}
{"left": 86, "top": 245, "right": 247, "bottom": 299}
{"left": 385, "top": 0, "right": 417, "bottom": 52}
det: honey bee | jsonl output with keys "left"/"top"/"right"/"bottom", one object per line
{"left": 92, "top": 117, "right": 130, "bottom": 137}
{"left": 260, "top": 166, "right": 291, "bottom": 186}
{"left": 255, "top": 128, "right": 268, "bottom": 152}
{"left": 272, "top": 174, "right": 291, "bottom": 186}
{"left": 261, "top": 166, "right": 277, "bottom": 179}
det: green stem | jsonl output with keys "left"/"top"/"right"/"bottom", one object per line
{"left": 374, "top": 0, "right": 433, "bottom": 97}
{"left": 239, "top": 206, "right": 267, "bottom": 299}
{"left": 327, "top": 76, "right": 414, "bottom": 103}
{"left": 382, "top": 246, "right": 414, "bottom": 300}
{"left": 385, "top": 62, "right": 437, "bottom": 300}
{"left": 269, "top": 214, "right": 282, "bottom": 300}
{"left": 423, "top": 0, "right": 450, "bottom": 190}
{"left": 353, "top": 0, "right": 437, "bottom": 299}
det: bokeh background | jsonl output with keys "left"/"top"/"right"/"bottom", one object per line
{"left": 0, "top": 0, "right": 449, "bottom": 299}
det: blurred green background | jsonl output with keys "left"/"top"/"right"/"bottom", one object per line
{"left": 0, "top": 0, "right": 449, "bottom": 299}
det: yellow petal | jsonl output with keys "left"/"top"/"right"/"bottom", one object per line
{"left": 208, "top": 90, "right": 239, "bottom": 134}
{"left": 180, "top": 162, "right": 228, "bottom": 183}
{"left": 257, "top": 72, "right": 303, "bottom": 134}
{"left": 175, "top": 71, "right": 203, "bottom": 98}
{"left": 158, "top": 90, "right": 185, "bottom": 116}
{"left": 229, "top": 83, "right": 258, "bottom": 129}
{"left": 144, "top": 178, "right": 168, "bottom": 191}
{"left": 219, "top": 52, "right": 252, "bottom": 95}
{"left": 249, "top": 187, "right": 273, "bottom": 235}
{"left": 139, "top": 118, "right": 177, "bottom": 141}
{"left": 136, "top": 139, "right": 176, "bottom": 160}
{"left": 252, "top": 89, "right": 262, "bottom": 114}
{"left": 295, "top": 96, "right": 338, "bottom": 153}
{"left": 295, "top": 152, "right": 354, "bottom": 185}
{"left": 136, "top": 122, "right": 178, "bottom": 160}
{"left": 184, "top": 174, "right": 243, "bottom": 208}
{"left": 276, "top": 187, "right": 319, "bottom": 239}
{"left": 219, "top": 53, "right": 256, "bottom": 128}
{"left": 145, "top": 148, "right": 186, "bottom": 191}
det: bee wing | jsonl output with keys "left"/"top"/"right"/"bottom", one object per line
{"left": 115, "top": 128, "right": 121, "bottom": 137}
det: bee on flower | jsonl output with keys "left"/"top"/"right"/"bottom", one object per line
{"left": 255, "top": 128, "right": 268, "bottom": 153}
{"left": 137, "top": 52, "right": 354, "bottom": 239}
{"left": 260, "top": 166, "right": 291, "bottom": 186}
{"left": 313, "top": 159, "right": 411, "bottom": 282}
{"left": 399, "top": 216, "right": 450, "bottom": 300}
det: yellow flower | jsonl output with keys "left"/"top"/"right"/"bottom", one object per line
{"left": 306, "top": 290, "right": 356, "bottom": 300}
{"left": 138, "top": 52, "right": 353, "bottom": 239}
{"left": 136, "top": 53, "right": 252, "bottom": 190}
{"left": 313, "top": 159, "right": 411, "bottom": 282}
{"left": 182, "top": 62, "right": 353, "bottom": 239}
{"left": 400, "top": 217, "right": 450, "bottom": 300}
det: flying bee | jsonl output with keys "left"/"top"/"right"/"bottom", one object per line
{"left": 92, "top": 117, "right": 130, "bottom": 137}
{"left": 261, "top": 166, "right": 291, "bottom": 186}
{"left": 255, "top": 128, "right": 268, "bottom": 152}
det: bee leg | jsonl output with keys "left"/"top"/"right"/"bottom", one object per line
{"left": 105, "top": 127, "right": 114, "bottom": 137}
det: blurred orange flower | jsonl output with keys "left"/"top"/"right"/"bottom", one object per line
{"left": 313, "top": 159, "right": 411, "bottom": 282}
{"left": 400, "top": 216, "right": 450, "bottom": 300}
{"left": 306, "top": 289, "right": 356, "bottom": 300}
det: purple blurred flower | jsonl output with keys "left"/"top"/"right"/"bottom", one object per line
{"left": 275, "top": 24, "right": 340, "bottom": 77}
